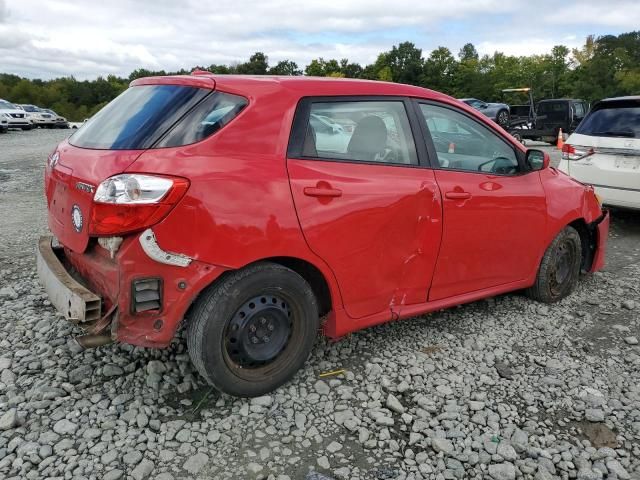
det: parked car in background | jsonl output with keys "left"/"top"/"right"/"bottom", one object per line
{"left": 19, "top": 104, "right": 56, "bottom": 128}
{"left": 70, "top": 119, "right": 89, "bottom": 129}
{"left": 38, "top": 75, "right": 609, "bottom": 397}
{"left": 535, "top": 99, "right": 589, "bottom": 143}
{"left": 0, "top": 99, "right": 32, "bottom": 130}
{"left": 559, "top": 96, "right": 640, "bottom": 210}
{"left": 459, "top": 98, "right": 510, "bottom": 126}
{"left": 41, "top": 108, "right": 70, "bottom": 128}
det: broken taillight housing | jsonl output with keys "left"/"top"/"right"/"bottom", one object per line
{"left": 562, "top": 144, "right": 594, "bottom": 161}
{"left": 89, "top": 174, "right": 189, "bottom": 236}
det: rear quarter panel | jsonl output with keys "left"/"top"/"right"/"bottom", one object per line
{"left": 127, "top": 84, "right": 344, "bottom": 307}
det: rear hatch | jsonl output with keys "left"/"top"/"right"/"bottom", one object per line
{"left": 565, "top": 98, "right": 640, "bottom": 189}
{"left": 46, "top": 77, "right": 216, "bottom": 253}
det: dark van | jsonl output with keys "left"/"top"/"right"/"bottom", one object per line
{"left": 535, "top": 99, "right": 589, "bottom": 143}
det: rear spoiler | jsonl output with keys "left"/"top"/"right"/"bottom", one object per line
{"left": 130, "top": 75, "right": 216, "bottom": 90}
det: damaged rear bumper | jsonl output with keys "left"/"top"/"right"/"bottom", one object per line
{"left": 37, "top": 232, "right": 228, "bottom": 348}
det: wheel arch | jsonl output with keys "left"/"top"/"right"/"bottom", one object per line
{"left": 567, "top": 218, "right": 597, "bottom": 273}
{"left": 185, "top": 255, "right": 337, "bottom": 325}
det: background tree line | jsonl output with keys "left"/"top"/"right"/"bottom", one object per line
{"left": 1, "top": 32, "right": 638, "bottom": 121}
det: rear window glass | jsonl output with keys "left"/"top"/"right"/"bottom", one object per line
{"left": 576, "top": 100, "right": 640, "bottom": 138}
{"left": 537, "top": 102, "right": 568, "bottom": 114}
{"left": 69, "top": 85, "right": 247, "bottom": 150}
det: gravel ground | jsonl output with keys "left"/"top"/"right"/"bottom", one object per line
{"left": 0, "top": 129, "right": 639, "bottom": 480}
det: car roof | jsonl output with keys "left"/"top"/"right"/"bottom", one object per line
{"left": 538, "top": 98, "right": 585, "bottom": 103}
{"left": 132, "top": 74, "right": 453, "bottom": 102}
{"left": 599, "top": 95, "right": 640, "bottom": 102}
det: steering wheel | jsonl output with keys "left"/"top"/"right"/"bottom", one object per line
{"left": 478, "top": 157, "right": 518, "bottom": 175}
{"left": 377, "top": 147, "right": 398, "bottom": 163}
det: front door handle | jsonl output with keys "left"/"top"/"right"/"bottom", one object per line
{"left": 304, "top": 186, "right": 342, "bottom": 198}
{"left": 445, "top": 191, "right": 471, "bottom": 200}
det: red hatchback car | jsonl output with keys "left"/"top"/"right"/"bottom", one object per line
{"left": 38, "top": 74, "right": 609, "bottom": 397}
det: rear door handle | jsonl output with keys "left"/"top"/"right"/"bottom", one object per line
{"left": 304, "top": 187, "right": 342, "bottom": 198}
{"left": 445, "top": 191, "right": 471, "bottom": 200}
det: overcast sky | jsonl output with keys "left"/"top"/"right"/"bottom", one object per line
{"left": 0, "top": 0, "right": 637, "bottom": 80}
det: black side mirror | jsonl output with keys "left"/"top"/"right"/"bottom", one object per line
{"left": 526, "top": 149, "right": 550, "bottom": 171}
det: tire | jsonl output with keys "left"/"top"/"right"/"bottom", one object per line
{"left": 496, "top": 110, "right": 510, "bottom": 127}
{"left": 527, "top": 226, "right": 582, "bottom": 303}
{"left": 187, "top": 262, "right": 319, "bottom": 397}
{"left": 510, "top": 131, "right": 523, "bottom": 143}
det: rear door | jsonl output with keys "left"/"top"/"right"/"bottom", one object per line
{"left": 287, "top": 97, "right": 442, "bottom": 319}
{"left": 415, "top": 101, "right": 547, "bottom": 301}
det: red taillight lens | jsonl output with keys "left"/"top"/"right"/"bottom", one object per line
{"left": 89, "top": 174, "right": 189, "bottom": 236}
{"left": 562, "top": 144, "right": 594, "bottom": 161}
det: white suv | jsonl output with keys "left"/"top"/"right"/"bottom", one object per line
{"left": 0, "top": 99, "right": 32, "bottom": 130}
{"left": 559, "top": 96, "right": 640, "bottom": 210}
{"left": 19, "top": 104, "right": 55, "bottom": 128}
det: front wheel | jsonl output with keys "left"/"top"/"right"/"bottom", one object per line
{"left": 527, "top": 226, "right": 582, "bottom": 303}
{"left": 187, "top": 262, "right": 319, "bottom": 397}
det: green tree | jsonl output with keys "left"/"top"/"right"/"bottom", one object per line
{"left": 235, "top": 52, "right": 269, "bottom": 75}
{"left": 268, "top": 60, "right": 302, "bottom": 76}
{"left": 421, "top": 47, "right": 457, "bottom": 93}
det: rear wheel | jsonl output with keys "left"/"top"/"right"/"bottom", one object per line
{"left": 527, "top": 226, "right": 582, "bottom": 303}
{"left": 496, "top": 110, "right": 510, "bottom": 127}
{"left": 187, "top": 262, "right": 319, "bottom": 397}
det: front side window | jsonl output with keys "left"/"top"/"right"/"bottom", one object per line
{"left": 420, "top": 103, "right": 519, "bottom": 175}
{"left": 301, "top": 101, "right": 418, "bottom": 165}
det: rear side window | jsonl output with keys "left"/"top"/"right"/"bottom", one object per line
{"left": 299, "top": 101, "right": 418, "bottom": 165}
{"left": 576, "top": 99, "right": 640, "bottom": 138}
{"left": 69, "top": 85, "right": 247, "bottom": 150}
{"left": 155, "top": 92, "right": 247, "bottom": 148}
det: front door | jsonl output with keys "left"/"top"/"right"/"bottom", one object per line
{"left": 416, "top": 101, "right": 547, "bottom": 301}
{"left": 287, "top": 98, "right": 442, "bottom": 319}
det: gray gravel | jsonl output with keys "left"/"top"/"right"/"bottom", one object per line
{"left": 0, "top": 129, "right": 639, "bottom": 479}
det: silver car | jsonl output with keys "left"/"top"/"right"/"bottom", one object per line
{"left": 459, "top": 98, "right": 510, "bottom": 127}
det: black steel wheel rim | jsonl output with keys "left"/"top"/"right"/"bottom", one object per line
{"left": 224, "top": 294, "right": 292, "bottom": 369}
{"left": 549, "top": 240, "right": 574, "bottom": 295}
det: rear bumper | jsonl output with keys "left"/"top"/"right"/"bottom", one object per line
{"left": 589, "top": 210, "right": 610, "bottom": 273}
{"left": 593, "top": 185, "right": 640, "bottom": 210}
{"left": 37, "top": 232, "right": 228, "bottom": 348}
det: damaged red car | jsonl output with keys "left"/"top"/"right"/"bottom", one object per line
{"left": 38, "top": 74, "right": 609, "bottom": 397}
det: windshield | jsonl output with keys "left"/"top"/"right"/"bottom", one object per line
{"left": 22, "top": 105, "right": 40, "bottom": 112}
{"left": 69, "top": 85, "right": 210, "bottom": 150}
{"left": 576, "top": 100, "right": 640, "bottom": 138}
{"left": 0, "top": 100, "right": 17, "bottom": 110}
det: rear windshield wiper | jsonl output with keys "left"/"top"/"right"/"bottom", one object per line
{"left": 591, "top": 130, "right": 636, "bottom": 138}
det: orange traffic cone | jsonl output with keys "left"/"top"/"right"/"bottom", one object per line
{"left": 556, "top": 128, "right": 564, "bottom": 150}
